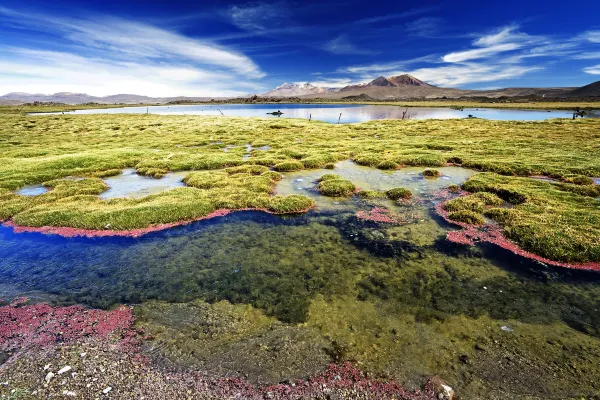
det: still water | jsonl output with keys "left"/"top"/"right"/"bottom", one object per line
{"left": 31, "top": 103, "right": 584, "bottom": 123}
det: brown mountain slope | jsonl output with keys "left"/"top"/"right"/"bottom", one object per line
{"left": 566, "top": 81, "right": 600, "bottom": 97}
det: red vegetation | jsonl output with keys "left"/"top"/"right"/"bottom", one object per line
{"left": 356, "top": 207, "right": 397, "bottom": 223}
{"left": 435, "top": 190, "right": 600, "bottom": 272}
{"left": 3, "top": 204, "right": 314, "bottom": 238}
{"left": 0, "top": 299, "right": 137, "bottom": 355}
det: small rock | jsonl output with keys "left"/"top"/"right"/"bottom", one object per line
{"left": 45, "top": 372, "right": 55, "bottom": 383}
{"left": 43, "top": 364, "right": 51, "bottom": 371}
{"left": 103, "top": 386, "right": 112, "bottom": 394}
{"left": 80, "top": 352, "right": 87, "bottom": 357}
{"left": 501, "top": 325, "right": 514, "bottom": 332}
{"left": 58, "top": 366, "right": 72, "bottom": 375}
{"left": 63, "top": 390, "right": 77, "bottom": 397}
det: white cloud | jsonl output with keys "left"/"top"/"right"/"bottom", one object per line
{"left": 443, "top": 43, "right": 522, "bottom": 63}
{"left": 581, "top": 30, "right": 600, "bottom": 43}
{"left": 323, "top": 35, "right": 376, "bottom": 55}
{"left": 404, "top": 17, "right": 440, "bottom": 37}
{"left": 407, "top": 64, "right": 543, "bottom": 86}
{"left": 583, "top": 64, "right": 600, "bottom": 75}
{"left": 0, "top": 6, "right": 265, "bottom": 96}
{"left": 574, "top": 52, "right": 600, "bottom": 60}
{"left": 294, "top": 78, "right": 357, "bottom": 88}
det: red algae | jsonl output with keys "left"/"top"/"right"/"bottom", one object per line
{"left": 435, "top": 189, "right": 600, "bottom": 272}
{"left": 356, "top": 207, "right": 397, "bottom": 223}
{"left": 0, "top": 299, "right": 137, "bottom": 356}
{"left": 2, "top": 205, "right": 314, "bottom": 239}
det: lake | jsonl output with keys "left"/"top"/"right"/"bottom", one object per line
{"left": 31, "top": 103, "right": 590, "bottom": 123}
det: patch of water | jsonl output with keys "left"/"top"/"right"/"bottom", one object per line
{"left": 16, "top": 184, "right": 48, "bottom": 196}
{"left": 30, "top": 104, "right": 592, "bottom": 123}
{"left": 100, "top": 169, "right": 190, "bottom": 199}
{"left": 275, "top": 160, "right": 475, "bottom": 210}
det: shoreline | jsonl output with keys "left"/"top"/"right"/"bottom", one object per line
{"left": 434, "top": 190, "right": 600, "bottom": 272}
{"left": 1, "top": 205, "right": 315, "bottom": 238}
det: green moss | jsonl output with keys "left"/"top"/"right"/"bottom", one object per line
{"left": 317, "top": 179, "right": 356, "bottom": 197}
{"left": 324, "top": 163, "right": 335, "bottom": 169}
{"left": 484, "top": 207, "right": 517, "bottom": 223}
{"left": 317, "top": 173, "right": 341, "bottom": 182}
{"left": 385, "top": 187, "right": 412, "bottom": 200}
{"left": 448, "top": 210, "right": 485, "bottom": 225}
{"left": 267, "top": 194, "right": 315, "bottom": 213}
{"left": 90, "top": 169, "right": 123, "bottom": 178}
{"left": 448, "top": 184, "right": 461, "bottom": 193}
{"left": 422, "top": 169, "right": 441, "bottom": 178}
{"left": 357, "top": 190, "right": 387, "bottom": 199}
{"left": 273, "top": 161, "right": 304, "bottom": 172}
{"left": 136, "top": 167, "right": 169, "bottom": 178}
{"left": 563, "top": 174, "right": 594, "bottom": 185}
{"left": 461, "top": 173, "right": 600, "bottom": 262}
{"left": 471, "top": 192, "right": 504, "bottom": 206}
{"left": 224, "top": 165, "right": 269, "bottom": 175}
{"left": 376, "top": 160, "right": 399, "bottom": 170}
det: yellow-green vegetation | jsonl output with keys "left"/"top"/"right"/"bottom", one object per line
{"left": 0, "top": 108, "right": 599, "bottom": 248}
{"left": 448, "top": 210, "right": 485, "bottom": 225}
{"left": 385, "top": 187, "right": 412, "bottom": 200}
{"left": 422, "top": 168, "right": 441, "bottom": 178}
{"left": 357, "top": 190, "right": 387, "bottom": 199}
{"left": 447, "top": 183, "right": 461, "bottom": 192}
{"left": 459, "top": 173, "right": 600, "bottom": 262}
{"left": 317, "top": 175, "right": 356, "bottom": 197}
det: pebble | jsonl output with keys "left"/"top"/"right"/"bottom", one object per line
{"left": 58, "top": 366, "right": 72, "bottom": 375}
{"left": 63, "top": 390, "right": 77, "bottom": 397}
{"left": 501, "top": 325, "right": 514, "bottom": 332}
{"left": 45, "top": 372, "right": 55, "bottom": 383}
{"left": 103, "top": 386, "right": 112, "bottom": 394}
{"left": 43, "top": 364, "right": 51, "bottom": 371}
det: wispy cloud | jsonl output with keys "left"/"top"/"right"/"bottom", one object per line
{"left": 355, "top": 7, "right": 439, "bottom": 25}
{"left": 330, "top": 24, "right": 600, "bottom": 87}
{"left": 295, "top": 78, "right": 356, "bottom": 88}
{"left": 584, "top": 64, "right": 600, "bottom": 74}
{"left": 404, "top": 17, "right": 441, "bottom": 37}
{"left": 228, "top": 2, "right": 289, "bottom": 31}
{"left": 0, "top": 6, "right": 265, "bottom": 96}
{"left": 323, "top": 35, "right": 376, "bottom": 55}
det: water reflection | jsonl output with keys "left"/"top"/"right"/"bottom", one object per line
{"left": 100, "top": 169, "right": 190, "bottom": 199}
{"left": 31, "top": 104, "right": 584, "bottom": 123}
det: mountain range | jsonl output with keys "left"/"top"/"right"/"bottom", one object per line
{"left": 1, "top": 75, "right": 599, "bottom": 105}
{"left": 262, "top": 74, "right": 583, "bottom": 99}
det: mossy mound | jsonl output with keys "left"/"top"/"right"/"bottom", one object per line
{"left": 422, "top": 169, "right": 441, "bottom": 178}
{"left": 376, "top": 160, "right": 399, "bottom": 170}
{"left": 317, "top": 174, "right": 341, "bottom": 182}
{"left": 385, "top": 187, "right": 412, "bottom": 200}
{"left": 273, "top": 161, "right": 303, "bottom": 172}
{"left": 461, "top": 172, "right": 600, "bottom": 263}
{"left": 448, "top": 184, "right": 461, "bottom": 193}
{"left": 357, "top": 190, "right": 387, "bottom": 199}
{"left": 317, "top": 179, "right": 356, "bottom": 197}
{"left": 137, "top": 167, "right": 168, "bottom": 178}
{"left": 224, "top": 165, "right": 269, "bottom": 175}
{"left": 563, "top": 174, "right": 594, "bottom": 185}
{"left": 447, "top": 210, "right": 485, "bottom": 225}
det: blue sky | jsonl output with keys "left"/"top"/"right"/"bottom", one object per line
{"left": 1, "top": 0, "right": 600, "bottom": 96}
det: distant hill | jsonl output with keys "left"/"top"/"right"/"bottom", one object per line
{"left": 566, "top": 81, "right": 600, "bottom": 97}
{"left": 340, "top": 74, "right": 433, "bottom": 92}
{"left": 262, "top": 83, "right": 337, "bottom": 97}
{"left": 0, "top": 92, "right": 220, "bottom": 105}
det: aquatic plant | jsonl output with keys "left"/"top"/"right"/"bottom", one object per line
{"left": 447, "top": 184, "right": 461, "bottom": 193}
{"left": 317, "top": 179, "right": 356, "bottom": 197}
{"left": 385, "top": 187, "right": 412, "bottom": 200}
{"left": 422, "top": 169, "right": 440, "bottom": 178}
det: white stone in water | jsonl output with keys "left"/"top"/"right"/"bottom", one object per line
{"left": 58, "top": 366, "right": 72, "bottom": 375}
{"left": 103, "top": 387, "right": 112, "bottom": 394}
